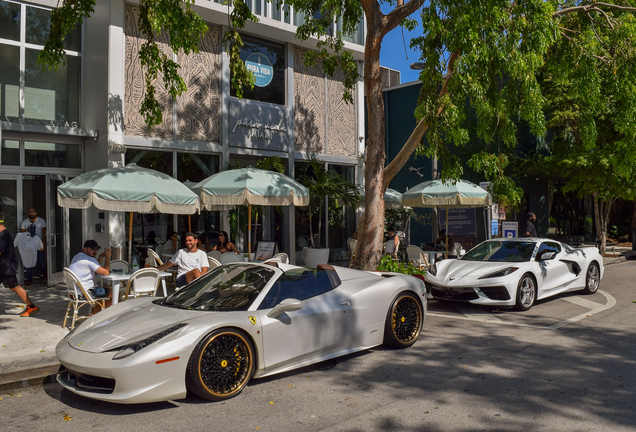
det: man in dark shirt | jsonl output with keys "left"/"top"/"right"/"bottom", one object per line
{"left": 0, "top": 213, "right": 39, "bottom": 317}
{"left": 525, "top": 212, "right": 538, "bottom": 237}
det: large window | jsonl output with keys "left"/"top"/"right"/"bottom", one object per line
{"left": 0, "top": 0, "right": 81, "bottom": 124}
{"left": 230, "top": 35, "right": 285, "bottom": 106}
{"left": 126, "top": 148, "right": 173, "bottom": 176}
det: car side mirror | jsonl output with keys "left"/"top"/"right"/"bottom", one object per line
{"left": 538, "top": 251, "right": 556, "bottom": 261}
{"left": 267, "top": 298, "right": 303, "bottom": 318}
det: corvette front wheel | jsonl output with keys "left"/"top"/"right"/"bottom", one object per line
{"left": 383, "top": 292, "right": 423, "bottom": 348}
{"left": 515, "top": 274, "right": 536, "bottom": 311}
{"left": 186, "top": 328, "right": 255, "bottom": 401}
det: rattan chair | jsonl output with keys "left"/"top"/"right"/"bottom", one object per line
{"left": 110, "top": 259, "right": 130, "bottom": 273}
{"left": 347, "top": 239, "right": 357, "bottom": 268}
{"left": 62, "top": 268, "right": 110, "bottom": 330}
{"left": 207, "top": 257, "right": 222, "bottom": 270}
{"left": 123, "top": 267, "right": 161, "bottom": 301}
{"left": 406, "top": 245, "right": 430, "bottom": 270}
{"left": 221, "top": 252, "right": 243, "bottom": 264}
{"left": 147, "top": 249, "right": 163, "bottom": 266}
{"left": 272, "top": 252, "right": 289, "bottom": 264}
{"left": 383, "top": 239, "right": 400, "bottom": 259}
{"left": 207, "top": 250, "right": 222, "bottom": 261}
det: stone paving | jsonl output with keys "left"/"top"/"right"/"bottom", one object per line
{"left": 0, "top": 280, "right": 69, "bottom": 378}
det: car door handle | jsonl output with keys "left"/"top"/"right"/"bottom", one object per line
{"left": 340, "top": 299, "right": 351, "bottom": 306}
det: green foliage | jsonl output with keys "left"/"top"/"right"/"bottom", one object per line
{"left": 38, "top": 0, "right": 95, "bottom": 70}
{"left": 376, "top": 255, "right": 425, "bottom": 276}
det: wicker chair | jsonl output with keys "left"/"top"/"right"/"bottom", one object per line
{"left": 207, "top": 257, "right": 222, "bottom": 270}
{"left": 62, "top": 268, "right": 110, "bottom": 330}
{"left": 272, "top": 253, "right": 289, "bottom": 264}
{"left": 221, "top": 252, "right": 243, "bottom": 264}
{"left": 123, "top": 268, "right": 161, "bottom": 301}
{"left": 207, "top": 250, "right": 222, "bottom": 261}
{"left": 406, "top": 245, "right": 430, "bottom": 270}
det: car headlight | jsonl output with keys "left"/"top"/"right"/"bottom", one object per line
{"left": 478, "top": 267, "right": 519, "bottom": 279}
{"left": 428, "top": 263, "right": 437, "bottom": 276}
{"left": 111, "top": 323, "right": 187, "bottom": 360}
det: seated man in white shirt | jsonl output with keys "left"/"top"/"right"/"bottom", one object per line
{"left": 69, "top": 240, "right": 112, "bottom": 306}
{"left": 157, "top": 232, "right": 208, "bottom": 289}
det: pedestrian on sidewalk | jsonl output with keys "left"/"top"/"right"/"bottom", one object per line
{"left": 20, "top": 207, "right": 47, "bottom": 284}
{"left": 69, "top": 240, "right": 112, "bottom": 308}
{"left": 13, "top": 231, "right": 43, "bottom": 287}
{"left": 0, "top": 213, "right": 39, "bottom": 317}
{"left": 525, "top": 212, "right": 538, "bottom": 237}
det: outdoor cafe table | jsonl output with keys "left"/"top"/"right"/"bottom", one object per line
{"left": 97, "top": 270, "right": 172, "bottom": 305}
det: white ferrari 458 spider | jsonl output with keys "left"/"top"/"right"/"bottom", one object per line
{"left": 424, "top": 238, "right": 603, "bottom": 311}
{"left": 56, "top": 262, "right": 426, "bottom": 404}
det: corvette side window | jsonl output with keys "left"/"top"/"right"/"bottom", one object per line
{"left": 537, "top": 242, "right": 560, "bottom": 256}
{"left": 258, "top": 269, "right": 334, "bottom": 309}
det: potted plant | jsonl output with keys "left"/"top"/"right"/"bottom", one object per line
{"left": 298, "top": 154, "right": 360, "bottom": 267}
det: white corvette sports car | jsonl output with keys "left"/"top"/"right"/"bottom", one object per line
{"left": 424, "top": 238, "right": 603, "bottom": 311}
{"left": 56, "top": 263, "right": 426, "bottom": 404}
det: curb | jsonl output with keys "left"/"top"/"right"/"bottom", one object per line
{"left": 0, "top": 364, "right": 59, "bottom": 394}
{"left": 604, "top": 256, "right": 627, "bottom": 266}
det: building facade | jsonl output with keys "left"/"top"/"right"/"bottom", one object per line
{"left": 0, "top": 0, "right": 365, "bottom": 284}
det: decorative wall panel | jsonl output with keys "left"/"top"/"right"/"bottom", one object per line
{"left": 327, "top": 69, "right": 356, "bottom": 157}
{"left": 294, "top": 48, "right": 325, "bottom": 153}
{"left": 124, "top": 6, "right": 173, "bottom": 138}
{"left": 176, "top": 27, "right": 221, "bottom": 142}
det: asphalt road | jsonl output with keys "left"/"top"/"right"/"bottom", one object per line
{"left": 2, "top": 261, "right": 636, "bottom": 431}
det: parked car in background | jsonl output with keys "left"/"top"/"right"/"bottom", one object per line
{"left": 424, "top": 238, "right": 603, "bottom": 311}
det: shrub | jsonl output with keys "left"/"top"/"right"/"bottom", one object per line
{"left": 376, "top": 255, "right": 426, "bottom": 276}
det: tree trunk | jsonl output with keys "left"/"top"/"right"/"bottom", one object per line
{"left": 352, "top": 23, "right": 386, "bottom": 271}
{"left": 631, "top": 200, "right": 636, "bottom": 251}
{"left": 593, "top": 193, "right": 608, "bottom": 255}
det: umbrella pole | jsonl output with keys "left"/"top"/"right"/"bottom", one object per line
{"left": 128, "top": 212, "right": 133, "bottom": 265}
{"left": 445, "top": 205, "right": 449, "bottom": 259}
{"left": 247, "top": 203, "right": 252, "bottom": 260}
{"left": 188, "top": 214, "right": 191, "bottom": 232}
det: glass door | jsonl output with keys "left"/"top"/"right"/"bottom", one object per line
{"left": 46, "top": 174, "right": 67, "bottom": 285}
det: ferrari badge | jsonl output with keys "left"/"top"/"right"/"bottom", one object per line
{"left": 249, "top": 316, "right": 257, "bottom": 325}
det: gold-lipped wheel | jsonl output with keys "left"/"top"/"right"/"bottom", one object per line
{"left": 384, "top": 293, "right": 423, "bottom": 348}
{"left": 186, "top": 329, "right": 255, "bottom": 401}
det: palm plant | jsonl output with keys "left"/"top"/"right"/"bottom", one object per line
{"left": 298, "top": 154, "right": 360, "bottom": 248}
{"left": 226, "top": 157, "right": 286, "bottom": 247}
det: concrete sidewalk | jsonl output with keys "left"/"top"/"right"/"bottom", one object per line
{"left": 1, "top": 247, "right": 635, "bottom": 389}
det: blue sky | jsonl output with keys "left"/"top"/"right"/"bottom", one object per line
{"left": 379, "top": 6, "right": 424, "bottom": 85}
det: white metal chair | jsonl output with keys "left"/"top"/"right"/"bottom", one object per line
{"left": 406, "top": 245, "right": 430, "bottom": 270}
{"left": 221, "top": 252, "right": 243, "bottom": 264}
{"left": 207, "top": 256, "right": 222, "bottom": 270}
{"left": 207, "top": 250, "right": 222, "bottom": 261}
{"left": 123, "top": 267, "right": 161, "bottom": 301}
{"left": 62, "top": 268, "right": 110, "bottom": 330}
{"left": 110, "top": 259, "right": 130, "bottom": 273}
{"left": 272, "top": 252, "right": 289, "bottom": 264}
{"left": 348, "top": 239, "right": 357, "bottom": 268}
{"left": 147, "top": 249, "right": 163, "bottom": 266}
{"left": 263, "top": 258, "right": 281, "bottom": 267}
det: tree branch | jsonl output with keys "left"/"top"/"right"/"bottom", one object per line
{"left": 382, "top": 0, "right": 424, "bottom": 36}
{"left": 554, "top": 2, "right": 636, "bottom": 18}
{"left": 382, "top": 50, "right": 460, "bottom": 190}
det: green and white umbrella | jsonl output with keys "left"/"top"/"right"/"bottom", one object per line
{"left": 402, "top": 179, "right": 492, "bottom": 257}
{"left": 58, "top": 164, "right": 199, "bottom": 262}
{"left": 355, "top": 187, "right": 403, "bottom": 209}
{"left": 191, "top": 167, "right": 309, "bottom": 256}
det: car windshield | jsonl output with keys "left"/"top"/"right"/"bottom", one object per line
{"left": 157, "top": 264, "right": 275, "bottom": 311}
{"left": 461, "top": 240, "right": 536, "bottom": 262}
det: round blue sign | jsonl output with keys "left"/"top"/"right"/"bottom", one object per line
{"left": 245, "top": 52, "right": 274, "bottom": 88}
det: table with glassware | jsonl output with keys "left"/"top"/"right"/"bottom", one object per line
{"left": 98, "top": 270, "right": 172, "bottom": 305}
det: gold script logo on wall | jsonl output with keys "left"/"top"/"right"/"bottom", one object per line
{"left": 232, "top": 120, "right": 287, "bottom": 141}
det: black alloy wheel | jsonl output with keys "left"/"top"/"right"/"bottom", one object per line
{"left": 186, "top": 329, "right": 255, "bottom": 401}
{"left": 383, "top": 292, "right": 423, "bottom": 348}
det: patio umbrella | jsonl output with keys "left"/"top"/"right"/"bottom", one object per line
{"left": 191, "top": 167, "right": 309, "bottom": 257}
{"left": 402, "top": 179, "right": 492, "bottom": 258}
{"left": 353, "top": 187, "right": 403, "bottom": 209}
{"left": 57, "top": 163, "right": 199, "bottom": 263}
